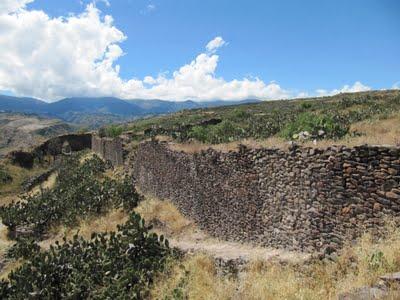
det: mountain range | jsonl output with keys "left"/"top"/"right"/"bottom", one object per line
{"left": 0, "top": 95, "right": 260, "bottom": 127}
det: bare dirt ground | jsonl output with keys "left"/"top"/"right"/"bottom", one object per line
{"left": 169, "top": 233, "right": 309, "bottom": 263}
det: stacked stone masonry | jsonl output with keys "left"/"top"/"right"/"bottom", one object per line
{"left": 133, "top": 141, "right": 400, "bottom": 252}
{"left": 91, "top": 135, "right": 123, "bottom": 166}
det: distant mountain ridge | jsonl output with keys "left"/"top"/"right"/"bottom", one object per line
{"left": 0, "top": 95, "right": 261, "bottom": 126}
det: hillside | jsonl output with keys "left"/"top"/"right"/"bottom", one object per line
{"left": 125, "top": 89, "right": 400, "bottom": 148}
{"left": 1, "top": 90, "right": 400, "bottom": 299}
{"left": 0, "top": 95, "right": 260, "bottom": 127}
{"left": 0, "top": 112, "right": 72, "bottom": 157}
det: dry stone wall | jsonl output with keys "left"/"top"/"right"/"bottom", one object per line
{"left": 35, "top": 133, "right": 92, "bottom": 154}
{"left": 133, "top": 141, "right": 400, "bottom": 252}
{"left": 91, "top": 135, "right": 123, "bottom": 166}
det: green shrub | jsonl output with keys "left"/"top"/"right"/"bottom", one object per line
{"left": 6, "top": 238, "right": 40, "bottom": 260}
{"left": 99, "top": 125, "right": 124, "bottom": 138}
{"left": 300, "top": 102, "right": 312, "bottom": 110}
{"left": 228, "top": 108, "right": 251, "bottom": 121}
{"left": 280, "top": 112, "right": 349, "bottom": 140}
{"left": 0, "top": 213, "right": 170, "bottom": 299}
{"left": 0, "top": 155, "right": 140, "bottom": 236}
{"left": 189, "top": 120, "right": 244, "bottom": 144}
{"left": 188, "top": 126, "right": 209, "bottom": 143}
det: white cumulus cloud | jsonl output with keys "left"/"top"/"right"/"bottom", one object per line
{"left": 316, "top": 81, "right": 371, "bottom": 97}
{"left": 206, "top": 36, "right": 226, "bottom": 53}
{"left": 392, "top": 82, "right": 400, "bottom": 90}
{"left": 0, "top": 2, "right": 289, "bottom": 101}
{"left": 0, "top": 0, "right": 33, "bottom": 14}
{"left": 0, "top": 2, "right": 379, "bottom": 102}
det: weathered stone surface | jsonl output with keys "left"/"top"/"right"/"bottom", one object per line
{"left": 380, "top": 272, "right": 400, "bottom": 283}
{"left": 92, "top": 135, "right": 123, "bottom": 167}
{"left": 337, "top": 286, "right": 388, "bottom": 300}
{"left": 132, "top": 141, "right": 400, "bottom": 252}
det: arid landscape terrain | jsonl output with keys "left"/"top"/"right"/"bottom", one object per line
{"left": 0, "top": 113, "right": 72, "bottom": 157}
{"left": 1, "top": 90, "right": 400, "bottom": 299}
{"left": 1, "top": 0, "right": 399, "bottom": 298}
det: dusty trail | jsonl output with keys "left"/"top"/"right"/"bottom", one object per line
{"left": 136, "top": 196, "right": 309, "bottom": 263}
{"left": 169, "top": 234, "right": 309, "bottom": 263}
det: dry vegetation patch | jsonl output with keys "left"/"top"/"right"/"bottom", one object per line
{"left": 38, "top": 209, "right": 130, "bottom": 249}
{"left": 145, "top": 196, "right": 400, "bottom": 300}
{"left": 151, "top": 254, "right": 237, "bottom": 300}
{"left": 135, "top": 195, "right": 194, "bottom": 237}
{"left": 152, "top": 225, "right": 400, "bottom": 300}
{"left": 0, "top": 163, "right": 48, "bottom": 204}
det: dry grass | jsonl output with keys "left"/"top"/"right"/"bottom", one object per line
{"left": 27, "top": 172, "right": 58, "bottom": 197}
{"left": 39, "top": 209, "right": 129, "bottom": 249}
{"left": 168, "top": 137, "right": 290, "bottom": 154}
{"left": 0, "top": 260, "right": 23, "bottom": 280}
{"left": 151, "top": 253, "right": 237, "bottom": 300}
{"left": 0, "top": 163, "right": 48, "bottom": 204}
{"left": 151, "top": 220, "right": 400, "bottom": 300}
{"left": 135, "top": 195, "right": 194, "bottom": 237}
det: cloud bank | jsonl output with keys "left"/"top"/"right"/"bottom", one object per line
{"left": 0, "top": 1, "right": 380, "bottom": 102}
{"left": 316, "top": 81, "right": 372, "bottom": 97}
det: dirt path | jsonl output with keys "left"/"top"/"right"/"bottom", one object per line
{"left": 170, "top": 237, "right": 309, "bottom": 263}
{"left": 167, "top": 229, "right": 309, "bottom": 263}
{"left": 136, "top": 196, "right": 309, "bottom": 263}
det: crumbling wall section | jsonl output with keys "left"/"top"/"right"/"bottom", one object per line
{"left": 91, "top": 135, "right": 123, "bottom": 166}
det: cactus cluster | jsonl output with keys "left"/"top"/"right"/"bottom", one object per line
{"left": 0, "top": 213, "right": 170, "bottom": 299}
{"left": 0, "top": 154, "right": 170, "bottom": 299}
{"left": 0, "top": 155, "right": 140, "bottom": 235}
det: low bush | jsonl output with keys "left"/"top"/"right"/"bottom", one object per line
{"left": 189, "top": 120, "right": 244, "bottom": 144}
{"left": 0, "top": 155, "right": 141, "bottom": 236}
{"left": 0, "top": 213, "right": 170, "bottom": 299}
{"left": 279, "top": 112, "right": 349, "bottom": 140}
{"left": 99, "top": 125, "right": 124, "bottom": 138}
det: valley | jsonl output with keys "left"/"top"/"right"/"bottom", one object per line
{"left": 0, "top": 113, "right": 72, "bottom": 158}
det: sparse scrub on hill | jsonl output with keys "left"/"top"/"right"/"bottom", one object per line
{"left": 0, "top": 163, "right": 49, "bottom": 205}
{"left": 99, "top": 124, "right": 124, "bottom": 138}
{"left": 0, "top": 155, "right": 140, "bottom": 236}
{"left": 126, "top": 90, "right": 400, "bottom": 146}
{"left": 189, "top": 120, "right": 245, "bottom": 144}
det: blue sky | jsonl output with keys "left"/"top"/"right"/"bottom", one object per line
{"left": 0, "top": 0, "right": 399, "bottom": 101}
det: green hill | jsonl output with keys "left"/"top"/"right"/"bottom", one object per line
{"left": 124, "top": 89, "right": 400, "bottom": 147}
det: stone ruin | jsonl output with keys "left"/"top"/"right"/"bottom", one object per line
{"left": 91, "top": 135, "right": 124, "bottom": 167}
{"left": 133, "top": 140, "right": 400, "bottom": 253}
